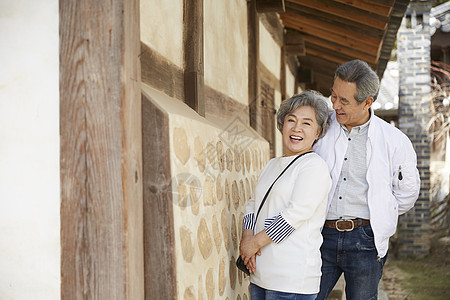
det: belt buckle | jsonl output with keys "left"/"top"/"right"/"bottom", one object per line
{"left": 336, "top": 219, "right": 354, "bottom": 232}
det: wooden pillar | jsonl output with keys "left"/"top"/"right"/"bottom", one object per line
{"left": 60, "top": 0, "right": 144, "bottom": 298}
{"left": 248, "top": 0, "right": 262, "bottom": 134}
{"left": 184, "top": 0, "right": 205, "bottom": 116}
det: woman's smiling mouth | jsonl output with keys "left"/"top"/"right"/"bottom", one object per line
{"left": 290, "top": 135, "right": 303, "bottom": 142}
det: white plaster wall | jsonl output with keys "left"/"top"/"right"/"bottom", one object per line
{"left": 286, "top": 66, "right": 296, "bottom": 97}
{"left": 140, "top": 0, "right": 184, "bottom": 68}
{"left": 204, "top": 0, "right": 248, "bottom": 105}
{"left": 0, "top": 0, "right": 60, "bottom": 299}
{"left": 259, "top": 21, "right": 281, "bottom": 80}
{"left": 274, "top": 90, "right": 283, "bottom": 157}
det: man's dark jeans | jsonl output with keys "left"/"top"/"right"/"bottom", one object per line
{"left": 316, "top": 224, "right": 387, "bottom": 300}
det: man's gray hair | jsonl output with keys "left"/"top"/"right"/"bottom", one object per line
{"left": 276, "top": 90, "right": 330, "bottom": 140}
{"left": 334, "top": 59, "right": 380, "bottom": 103}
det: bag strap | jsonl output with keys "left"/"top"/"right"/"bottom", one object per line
{"left": 255, "top": 151, "right": 312, "bottom": 222}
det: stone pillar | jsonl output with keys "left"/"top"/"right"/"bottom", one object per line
{"left": 397, "top": 0, "right": 432, "bottom": 258}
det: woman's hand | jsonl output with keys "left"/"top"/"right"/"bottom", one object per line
{"left": 239, "top": 234, "right": 260, "bottom": 262}
{"left": 244, "top": 252, "right": 261, "bottom": 274}
{"left": 239, "top": 229, "right": 272, "bottom": 273}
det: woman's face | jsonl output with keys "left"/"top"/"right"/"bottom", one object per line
{"left": 282, "top": 105, "right": 321, "bottom": 156}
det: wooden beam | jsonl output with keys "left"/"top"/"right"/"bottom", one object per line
{"left": 288, "top": 0, "right": 387, "bottom": 30}
{"left": 302, "top": 35, "right": 378, "bottom": 64}
{"left": 60, "top": 0, "right": 144, "bottom": 299}
{"left": 333, "top": 0, "right": 392, "bottom": 16}
{"left": 281, "top": 45, "right": 287, "bottom": 99}
{"left": 280, "top": 12, "right": 382, "bottom": 57}
{"left": 284, "top": 29, "right": 305, "bottom": 55}
{"left": 298, "top": 56, "right": 339, "bottom": 81}
{"left": 256, "top": 0, "right": 285, "bottom": 12}
{"left": 285, "top": 2, "right": 385, "bottom": 40}
{"left": 365, "top": 0, "right": 395, "bottom": 7}
{"left": 184, "top": 0, "right": 205, "bottom": 116}
{"left": 141, "top": 42, "right": 184, "bottom": 102}
{"left": 280, "top": 12, "right": 382, "bottom": 45}
{"left": 305, "top": 41, "right": 378, "bottom": 69}
{"left": 204, "top": 85, "right": 249, "bottom": 123}
{"left": 142, "top": 93, "right": 177, "bottom": 299}
{"left": 299, "top": 55, "right": 340, "bottom": 68}
{"left": 306, "top": 48, "right": 349, "bottom": 65}
{"left": 248, "top": 0, "right": 262, "bottom": 134}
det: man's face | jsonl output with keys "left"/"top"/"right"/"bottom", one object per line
{"left": 330, "top": 77, "right": 372, "bottom": 131}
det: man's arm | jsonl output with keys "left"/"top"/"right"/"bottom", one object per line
{"left": 392, "top": 136, "right": 421, "bottom": 215}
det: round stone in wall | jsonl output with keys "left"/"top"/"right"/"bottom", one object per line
{"left": 173, "top": 127, "right": 190, "bottom": 165}
{"left": 198, "top": 275, "right": 204, "bottom": 300}
{"left": 177, "top": 181, "right": 188, "bottom": 209}
{"left": 216, "top": 174, "right": 223, "bottom": 202}
{"left": 203, "top": 175, "right": 216, "bottom": 206}
{"left": 206, "top": 268, "right": 215, "bottom": 300}
{"left": 212, "top": 215, "right": 222, "bottom": 254}
{"left": 206, "top": 142, "right": 216, "bottom": 167}
{"left": 226, "top": 148, "right": 233, "bottom": 171}
{"left": 234, "top": 145, "right": 241, "bottom": 172}
{"left": 245, "top": 178, "right": 251, "bottom": 201}
{"left": 229, "top": 257, "right": 237, "bottom": 289}
{"left": 232, "top": 180, "right": 240, "bottom": 210}
{"left": 194, "top": 137, "right": 206, "bottom": 173}
{"left": 190, "top": 184, "right": 200, "bottom": 216}
{"left": 218, "top": 257, "right": 226, "bottom": 296}
{"left": 239, "top": 180, "right": 245, "bottom": 205}
{"left": 216, "top": 141, "right": 225, "bottom": 172}
{"left": 253, "top": 150, "right": 259, "bottom": 172}
{"left": 245, "top": 149, "right": 251, "bottom": 172}
{"left": 231, "top": 214, "right": 238, "bottom": 251}
{"left": 241, "top": 151, "right": 246, "bottom": 175}
{"left": 183, "top": 286, "right": 195, "bottom": 300}
{"left": 221, "top": 209, "right": 230, "bottom": 250}
{"left": 225, "top": 179, "right": 231, "bottom": 211}
{"left": 238, "top": 212, "right": 244, "bottom": 243}
{"left": 198, "top": 218, "right": 213, "bottom": 260}
{"left": 180, "top": 226, "right": 195, "bottom": 263}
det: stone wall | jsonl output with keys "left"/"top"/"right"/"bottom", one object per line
{"left": 397, "top": 0, "right": 432, "bottom": 258}
{"left": 142, "top": 84, "right": 269, "bottom": 299}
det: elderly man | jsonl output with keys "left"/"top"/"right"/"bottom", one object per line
{"left": 314, "top": 59, "right": 420, "bottom": 300}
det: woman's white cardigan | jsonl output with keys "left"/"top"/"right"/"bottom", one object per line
{"left": 243, "top": 152, "right": 331, "bottom": 294}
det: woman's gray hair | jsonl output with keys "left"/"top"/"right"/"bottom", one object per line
{"left": 276, "top": 90, "right": 330, "bottom": 140}
{"left": 334, "top": 59, "right": 380, "bottom": 103}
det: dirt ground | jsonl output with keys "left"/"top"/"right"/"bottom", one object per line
{"left": 382, "top": 261, "right": 410, "bottom": 300}
{"left": 382, "top": 236, "right": 450, "bottom": 300}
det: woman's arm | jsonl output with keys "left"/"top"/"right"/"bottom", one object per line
{"left": 239, "top": 229, "right": 271, "bottom": 273}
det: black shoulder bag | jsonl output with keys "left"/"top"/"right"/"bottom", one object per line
{"left": 236, "top": 151, "right": 311, "bottom": 275}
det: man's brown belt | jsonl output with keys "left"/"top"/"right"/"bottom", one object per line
{"left": 324, "top": 219, "right": 370, "bottom": 232}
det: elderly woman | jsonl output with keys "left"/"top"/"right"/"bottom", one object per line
{"left": 239, "top": 90, "right": 332, "bottom": 299}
